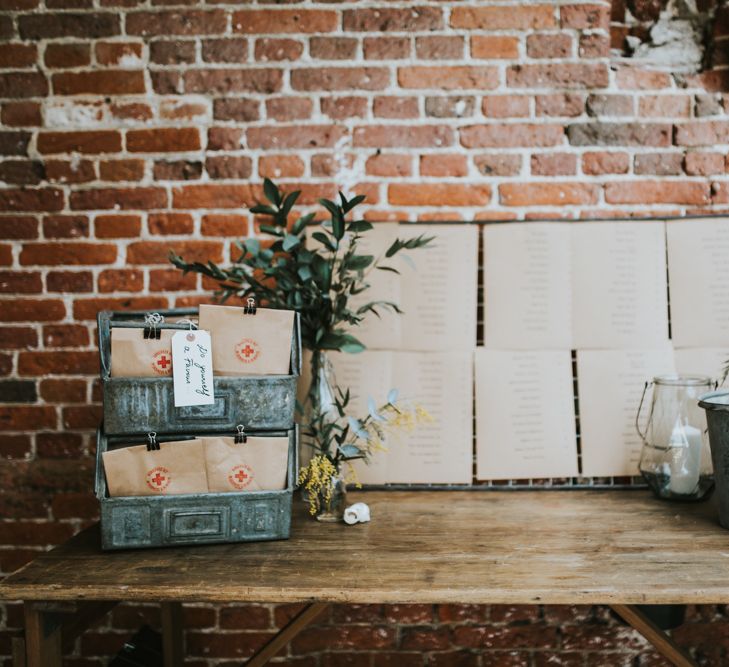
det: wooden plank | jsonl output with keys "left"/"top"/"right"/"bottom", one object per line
{"left": 2, "top": 492, "right": 729, "bottom": 605}
{"left": 611, "top": 605, "right": 697, "bottom": 667}
{"left": 24, "top": 602, "right": 62, "bottom": 667}
{"left": 161, "top": 601, "right": 184, "bottom": 667}
{"left": 247, "top": 603, "right": 328, "bottom": 667}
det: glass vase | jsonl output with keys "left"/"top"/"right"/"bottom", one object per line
{"left": 315, "top": 472, "right": 347, "bottom": 523}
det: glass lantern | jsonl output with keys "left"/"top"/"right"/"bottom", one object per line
{"left": 636, "top": 375, "right": 715, "bottom": 501}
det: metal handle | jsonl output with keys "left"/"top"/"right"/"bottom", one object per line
{"left": 635, "top": 381, "right": 653, "bottom": 443}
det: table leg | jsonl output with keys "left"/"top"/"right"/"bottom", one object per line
{"left": 246, "top": 603, "right": 329, "bottom": 667}
{"left": 161, "top": 601, "right": 184, "bottom": 667}
{"left": 23, "top": 602, "right": 62, "bottom": 667}
{"left": 610, "top": 604, "right": 697, "bottom": 667}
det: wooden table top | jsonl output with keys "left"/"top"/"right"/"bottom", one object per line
{"left": 2, "top": 490, "right": 729, "bottom": 605}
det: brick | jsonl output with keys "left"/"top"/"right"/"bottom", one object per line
{"left": 0, "top": 271, "right": 42, "bottom": 294}
{"left": 0, "top": 380, "right": 36, "bottom": 403}
{"left": 111, "top": 102, "right": 153, "bottom": 122}
{"left": 154, "top": 160, "right": 203, "bottom": 181}
{"left": 43, "top": 215, "right": 89, "bottom": 239}
{"left": 616, "top": 66, "right": 671, "bottom": 90}
{"left": 234, "top": 9, "right": 337, "bottom": 33}
{"left": 95, "top": 40, "right": 142, "bottom": 65}
{"left": 292, "top": 67, "right": 389, "bottom": 91}
{"left": 695, "top": 94, "right": 723, "bottom": 117}
{"left": 567, "top": 122, "right": 670, "bottom": 146}
{"left": 127, "top": 240, "right": 223, "bottom": 264}
{"left": 527, "top": 33, "right": 572, "bottom": 58}
{"left": 254, "top": 38, "right": 303, "bottom": 62}
{"left": 209, "top": 128, "right": 244, "bottom": 152}
{"left": 150, "top": 40, "right": 195, "bottom": 64}
{"left": 0, "top": 520, "right": 74, "bottom": 544}
{"left": 321, "top": 96, "right": 367, "bottom": 120}
{"left": 354, "top": 124, "right": 454, "bottom": 149}
{"left": 219, "top": 605, "right": 271, "bottom": 630}
{"left": 127, "top": 10, "right": 226, "bottom": 35}
{"left": 310, "top": 37, "right": 357, "bottom": 61}
{"left": 37, "top": 131, "right": 121, "bottom": 155}
{"left": 579, "top": 33, "right": 610, "bottom": 58}
{"left": 0, "top": 43, "right": 37, "bottom": 68}
{"left": 42, "top": 324, "right": 89, "bottom": 347}
{"left": 605, "top": 181, "right": 710, "bottom": 205}
{"left": 146, "top": 73, "right": 179, "bottom": 93}
{"left": 70, "top": 187, "right": 167, "bottom": 210}
{"left": 461, "top": 124, "right": 563, "bottom": 148}
{"left": 474, "top": 154, "right": 522, "bottom": 177}
{"left": 586, "top": 94, "right": 633, "bottom": 116}
{"left": 18, "top": 12, "right": 119, "bottom": 39}
{"left": 97, "top": 268, "right": 143, "bottom": 293}
{"left": 72, "top": 297, "right": 168, "bottom": 321}
{"left": 471, "top": 36, "right": 520, "bottom": 59}
{"left": 2, "top": 102, "right": 42, "bottom": 127}
{"left": 63, "top": 404, "right": 102, "bottom": 429}
{"left": 99, "top": 159, "right": 144, "bottom": 182}
{"left": 454, "top": 624, "right": 558, "bottom": 649}
{"left": 373, "top": 97, "right": 418, "bottom": 119}
{"left": 639, "top": 95, "right": 691, "bottom": 117}
{"left": 53, "top": 71, "right": 145, "bottom": 95}
{"left": 52, "top": 492, "right": 98, "bottom": 519}
{"left": 500, "top": 182, "right": 599, "bottom": 206}
{"left": 147, "top": 213, "right": 192, "bottom": 236}
{"left": 363, "top": 37, "right": 410, "bottom": 60}
{"left": 675, "top": 121, "right": 729, "bottom": 146}
{"left": 0, "top": 216, "right": 38, "bottom": 240}
{"left": 37, "top": 432, "right": 84, "bottom": 458}
{"left": 259, "top": 156, "right": 305, "bottom": 179}
{"left": 0, "top": 160, "right": 44, "bottom": 186}
{"left": 20, "top": 243, "right": 116, "bottom": 266}
{"left": 214, "top": 99, "right": 259, "bottom": 123}
{"left": 582, "top": 151, "right": 629, "bottom": 175}
{"left": 292, "top": 626, "right": 397, "bottom": 653}
{"left": 416, "top": 36, "right": 464, "bottom": 60}
{"left": 634, "top": 152, "right": 683, "bottom": 176}
{"left": 46, "top": 270, "right": 92, "bottom": 292}
{"left": 201, "top": 214, "right": 248, "bottom": 237}
{"left": 344, "top": 7, "right": 442, "bottom": 32}
{"left": 95, "top": 215, "right": 141, "bottom": 238}
{"left": 399, "top": 66, "right": 498, "bottom": 90}
{"left": 185, "top": 69, "right": 282, "bottom": 94}
{"left": 366, "top": 154, "right": 412, "bottom": 177}
{"left": 425, "top": 96, "right": 474, "bottom": 119}
{"left": 389, "top": 184, "right": 491, "bottom": 206}
{"left": 266, "top": 97, "right": 312, "bottom": 121}
{"left": 536, "top": 93, "right": 584, "bottom": 117}
{"left": 248, "top": 125, "right": 346, "bottom": 149}
{"left": 507, "top": 63, "right": 609, "bottom": 88}
{"left": 685, "top": 152, "right": 724, "bottom": 176}
{"left": 562, "top": 624, "right": 647, "bottom": 651}
{"left": 531, "top": 152, "right": 577, "bottom": 176}
{"left": 0, "top": 326, "right": 38, "bottom": 349}
{"left": 453, "top": 4, "right": 555, "bottom": 28}
{"left": 560, "top": 3, "right": 609, "bottom": 29}
{"left": 0, "top": 189, "right": 64, "bottom": 212}
{"left": 149, "top": 268, "right": 196, "bottom": 292}
{"left": 483, "top": 95, "right": 530, "bottom": 118}
{"left": 202, "top": 38, "right": 248, "bottom": 63}
{"left": 127, "top": 128, "right": 200, "bottom": 153}
{"left": 45, "top": 160, "right": 95, "bottom": 185}
{"left": 205, "top": 156, "right": 253, "bottom": 180}
{"left": 0, "top": 131, "right": 30, "bottom": 156}
{"left": 186, "top": 631, "right": 276, "bottom": 658}
{"left": 420, "top": 154, "right": 467, "bottom": 177}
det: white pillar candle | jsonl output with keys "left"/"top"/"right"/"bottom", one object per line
{"left": 668, "top": 423, "right": 703, "bottom": 495}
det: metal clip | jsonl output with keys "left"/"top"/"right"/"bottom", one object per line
{"left": 234, "top": 424, "right": 247, "bottom": 444}
{"left": 146, "top": 431, "right": 159, "bottom": 452}
{"left": 143, "top": 312, "right": 164, "bottom": 340}
{"left": 243, "top": 297, "right": 257, "bottom": 315}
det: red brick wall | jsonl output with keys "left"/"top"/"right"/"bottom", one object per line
{"left": 2, "top": 0, "right": 729, "bottom": 663}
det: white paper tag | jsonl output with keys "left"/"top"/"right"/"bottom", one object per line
{"left": 171, "top": 330, "right": 215, "bottom": 407}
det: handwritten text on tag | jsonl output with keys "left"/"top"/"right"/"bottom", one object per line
{"left": 171, "top": 330, "right": 215, "bottom": 407}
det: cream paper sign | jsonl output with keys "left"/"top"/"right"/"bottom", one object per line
{"left": 203, "top": 436, "right": 289, "bottom": 492}
{"left": 110, "top": 328, "right": 175, "bottom": 377}
{"left": 171, "top": 329, "right": 214, "bottom": 407}
{"left": 102, "top": 439, "right": 207, "bottom": 497}
{"left": 198, "top": 304, "right": 294, "bottom": 376}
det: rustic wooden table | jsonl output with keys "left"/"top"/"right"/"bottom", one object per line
{"left": 2, "top": 490, "right": 727, "bottom": 667}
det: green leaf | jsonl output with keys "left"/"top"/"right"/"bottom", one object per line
{"left": 318, "top": 198, "right": 339, "bottom": 217}
{"left": 263, "top": 178, "right": 281, "bottom": 206}
{"left": 297, "top": 265, "right": 312, "bottom": 281}
{"left": 332, "top": 213, "right": 345, "bottom": 240}
{"left": 339, "top": 444, "right": 365, "bottom": 460}
{"left": 343, "top": 194, "right": 366, "bottom": 213}
{"left": 281, "top": 190, "right": 300, "bottom": 216}
{"left": 249, "top": 204, "right": 276, "bottom": 215}
{"left": 345, "top": 254, "right": 374, "bottom": 271}
{"left": 346, "top": 219, "right": 373, "bottom": 233}
{"left": 376, "top": 265, "right": 400, "bottom": 274}
{"left": 312, "top": 231, "right": 336, "bottom": 251}
{"left": 259, "top": 224, "right": 285, "bottom": 237}
{"left": 282, "top": 234, "right": 300, "bottom": 251}
{"left": 291, "top": 212, "right": 315, "bottom": 235}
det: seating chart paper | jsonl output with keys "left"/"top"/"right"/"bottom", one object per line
{"left": 668, "top": 218, "right": 729, "bottom": 347}
{"left": 331, "top": 349, "right": 473, "bottom": 485}
{"left": 482, "top": 222, "right": 669, "bottom": 349}
{"left": 578, "top": 348, "right": 676, "bottom": 477}
{"left": 475, "top": 348, "right": 578, "bottom": 480}
{"left": 674, "top": 347, "right": 729, "bottom": 384}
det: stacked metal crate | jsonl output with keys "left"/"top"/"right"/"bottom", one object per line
{"left": 95, "top": 307, "right": 301, "bottom": 550}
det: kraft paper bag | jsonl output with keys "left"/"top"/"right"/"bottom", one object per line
{"left": 110, "top": 328, "right": 175, "bottom": 378}
{"left": 202, "top": 436, "right": 289, "bottom": 493}
{"left": 198, "top": 304, "right": 294, "bottom": 376}
{"left": 102, "top": 439, "right": 207, "bottom": 497}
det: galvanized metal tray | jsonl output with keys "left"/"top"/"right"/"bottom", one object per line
{"left": 95, "top": 426, "right": 298, "bottom": 550}
{"left": 98, "top": 308, "right": 301, "bottom": 436}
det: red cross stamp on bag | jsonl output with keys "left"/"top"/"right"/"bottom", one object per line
{"left": 235, "top": 338, "right": 261, "bottom": 364}
{"left": 146, "top": 466, "right": 171, "bottom": 493}
{"left": 228, "top": 464, "right": 254, "bottom": 490}
{"left": 151, "top": 350, "right": 172, "bottom": 376}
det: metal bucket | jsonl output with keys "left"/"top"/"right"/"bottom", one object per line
{"left": 698, "top": 391, "right": 729, "bottom": 528}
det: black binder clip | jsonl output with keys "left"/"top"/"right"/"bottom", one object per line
{"left": 146, "top": 432, "right": 159, "bottom": 452}
{"left": 234, "top": 424, "right": 247, "bottom": 444}
{"left": 143, "top": 312, "right": 163, "bottom": 340}
{"left": 243, "top": 297, "right": 257, "bottom": 315}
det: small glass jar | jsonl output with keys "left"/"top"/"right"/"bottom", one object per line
{"left": 637, "top": 375, "right": 714, "bottom": 501}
